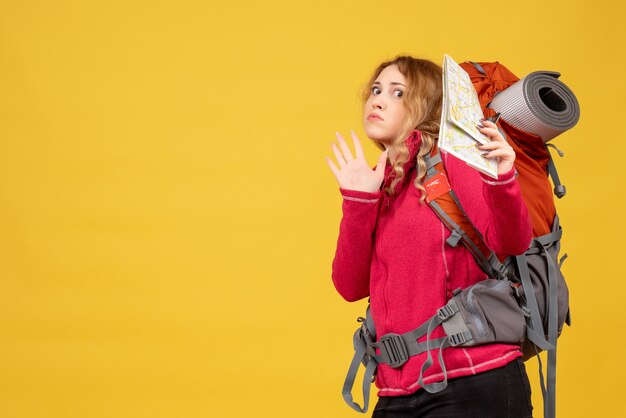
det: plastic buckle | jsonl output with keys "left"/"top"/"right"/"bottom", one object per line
{"left": 356, "top": 324, "right": 378, "bottom": 363}
{"left": 493, "top": 263, "right": 509, "bottom": 280}
{"left": 378, "top": 333, "right": 409, "bottom": 368}
{"left": 446, "top": 230, "right": 462, "bottom": 247}
{"left": 437, "top": 301, "right": 459, "bottom": 320}
{"left": 448, "top": 332, "right": 471, "bottom": 346}
{"left": 357, "top": 322, "right": 375, "bottom": 345}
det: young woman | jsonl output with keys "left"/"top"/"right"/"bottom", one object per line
{"left": 326, "top": 56, "right": 534, "bottom": 417}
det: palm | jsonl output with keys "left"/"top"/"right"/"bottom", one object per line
{"left": 326, "top": 131, "right": 388, "bottom": 194}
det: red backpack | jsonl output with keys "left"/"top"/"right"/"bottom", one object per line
{"left": 454, "top": 61, "right": 576, "bottom": 417}
{"left": 460, "top": 61, "right": 565, "bottom": 236}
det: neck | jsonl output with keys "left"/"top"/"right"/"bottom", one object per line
{"left": 384, "top": 144, "right": 397, "bottom": 164}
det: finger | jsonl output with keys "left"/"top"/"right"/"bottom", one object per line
{"left": 479, "top": 119, "right": 504, "bottom": 132}
{"left": 325, "top": 156, "right": 340, "bottom": 178}
{"left": 481, "top": 149, "right": 514, "bottom": 159}
{"left": 477, "top": 141, "right": 512, "bottom": 151}
{"left": 336, "top": 132, "right": 354, "bottom": 161}
{"left": 374, "top": 149, "right": 389, "bottom": 174}
{"left": 351, "top": 130, "right": 365, "bottom": 160}
{"left": 480, "top": 148, "right": 513, "bottom": 160}
{"left": 331, "top": 143, "right": 346, "bottom": 168}
{"left": 477, "top": 125, "right": 504, "bottom": 142}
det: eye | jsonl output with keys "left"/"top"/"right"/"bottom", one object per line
{"left": 393, "top": 89, "right": 404, "bottom": 98}
{"left": 371, "top": 86, "right": 381, "bottom": 95}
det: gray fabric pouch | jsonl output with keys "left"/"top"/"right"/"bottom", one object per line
{"left": 441, "top": 278, "right": 526, "bottom": 346}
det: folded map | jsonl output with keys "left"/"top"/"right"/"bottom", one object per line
{"left": 439, "top": 54, "right": 499, "bottom": 179}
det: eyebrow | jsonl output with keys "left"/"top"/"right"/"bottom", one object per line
{"left": 372, "top": 81, "right": 407, "bottom": 87}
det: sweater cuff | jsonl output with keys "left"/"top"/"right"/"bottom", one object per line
{"left": 480, "top": 166, "right": 518, "bottom": 186}
{"left": 339, "top": 187, "right": 381, "bottom": 203}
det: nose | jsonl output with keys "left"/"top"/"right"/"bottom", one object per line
{"left": 371, "top": 94, "right": 385, "bottom": 110}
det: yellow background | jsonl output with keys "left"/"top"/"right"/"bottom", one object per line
{"left": 0, "top": 0, "right": 623, "bottom": 416}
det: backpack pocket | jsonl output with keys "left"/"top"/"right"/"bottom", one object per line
{"left": 442, "top": 278, "right": 526, "bottom": 346}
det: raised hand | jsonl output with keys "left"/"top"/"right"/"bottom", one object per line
{"left": 476, "top": 119, "right": 516, "bottom": 175}
{"left": 325, "top": 131, "right": 388, "bottom": 194}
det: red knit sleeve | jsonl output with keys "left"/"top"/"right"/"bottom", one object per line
{"left": 478, "top": 167, "right": 532, "bottom": 255}
{"left": 444, "top": 153, "right": 532, "bottom": 257}
{"left": 331, "top": 187, "right": 381, "bottom": 302}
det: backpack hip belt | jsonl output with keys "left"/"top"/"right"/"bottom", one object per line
{"left": 342, "top": 277, "right": 526, "bottom": 413}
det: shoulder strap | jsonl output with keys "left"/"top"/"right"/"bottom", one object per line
{"left": 423, "top": 145, "right": 508, "bottom": 280}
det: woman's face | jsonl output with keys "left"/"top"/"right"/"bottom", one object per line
{"left": 363, "top": 64, "right": 408, "bottom": 146}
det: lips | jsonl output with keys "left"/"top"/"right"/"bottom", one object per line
{"left": 367, "top": 113, "right": 383, "bottom": 121}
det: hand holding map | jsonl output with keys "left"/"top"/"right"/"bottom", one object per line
{"left": 476, "top": 119, "right": 516, "bottom": 175}
{"left": 439, "top": 55, "right": 499, "bottom": 179}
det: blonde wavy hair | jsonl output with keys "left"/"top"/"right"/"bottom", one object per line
{"left": 362, "top": 56, "right": 443, "bottom": 203}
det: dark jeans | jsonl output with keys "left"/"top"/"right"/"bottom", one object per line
{"left": 372, "top": 358, "right": 533, "bottom": 418}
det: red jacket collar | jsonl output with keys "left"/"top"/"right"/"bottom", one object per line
{"left": 383, "top": 130, "right": 423, "bottom": 187}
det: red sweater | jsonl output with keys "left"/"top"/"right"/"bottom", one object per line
{"left": 332, "top": 130, "right": 532, "bottom": 397}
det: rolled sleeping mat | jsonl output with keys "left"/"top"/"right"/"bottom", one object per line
{"left": 488, "top": 71, "right": 580, "bottom": 142}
